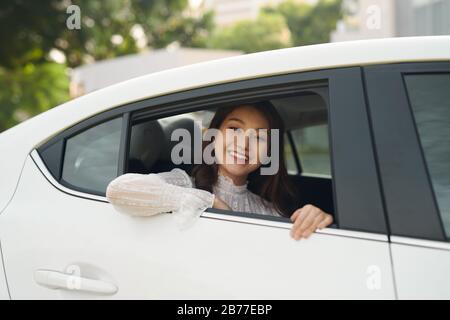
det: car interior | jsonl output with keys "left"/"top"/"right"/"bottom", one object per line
{"left": 127, "top": 91, "right": 335, "bottom": 217}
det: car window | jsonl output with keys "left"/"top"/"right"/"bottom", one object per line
{"left": 278, "top": 93, "right": 331, "bottom": 177}
{"left": 128, "top": 110, "right": 214, "bottom": 175}
{"left": 289, "top": 124, "right": 331, "bottom": 177}
{"left": 405, "top": 73, "right": 450, "bottom": 238}
{"left": 128, "top": 92, "right": 335, "bottom": 218}
{"left": 285, "top": 133, "right": 298, "bottom": 175}
{"left": 62, "top": 117, "right": 122, "bottom": 195}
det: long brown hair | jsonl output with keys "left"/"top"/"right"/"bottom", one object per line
{"left": 191, "top": 101, "right": 300, "bottom": 217}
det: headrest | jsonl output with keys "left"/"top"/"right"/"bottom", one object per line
{"left": 160, "top": 117, "right": 203, "bottom": 163}
{"left": 129, "top": 120, "right": 165, "bottom": 171}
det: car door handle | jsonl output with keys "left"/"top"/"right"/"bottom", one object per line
{"left": 34, "top": 269, "right": 118, "bottom": 295}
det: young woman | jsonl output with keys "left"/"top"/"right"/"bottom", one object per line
{"left": 106, "top": 101, "right": 333, "bottom": 240}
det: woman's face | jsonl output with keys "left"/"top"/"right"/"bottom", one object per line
{"left": 214, "top": 105, "right": 270, "bottom": 182}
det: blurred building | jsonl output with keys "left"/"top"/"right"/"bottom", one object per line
{"left": 396, "top": 0, "right": 450, "bottom": 36}
{"left": 70, "top": 46, "right": 242, "bottom": 97}
{"left": 332, "top": 0, "right": 450, "bottom": 42}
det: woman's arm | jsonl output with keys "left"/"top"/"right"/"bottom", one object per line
{"left": 106, "top": 170, "right": 215, "bottom": 217}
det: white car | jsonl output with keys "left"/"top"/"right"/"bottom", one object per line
{"left": 0, "top": 36, "right": 449, "bottom": 300}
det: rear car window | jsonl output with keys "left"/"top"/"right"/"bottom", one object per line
{"left": 405, "top": 73, "right": 450, "bottom": 238}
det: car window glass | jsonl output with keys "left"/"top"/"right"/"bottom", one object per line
{"left": 62, "top": 117, "right": 122, "bottom": 194}
{"left": 405, "top": 73, "right": 450, "bottom": 238}
{"left": 290, "top": 124, "right": 331, "bottom": 177}
{"left": 128, "top": 93, "right": 335, "bottom": 218}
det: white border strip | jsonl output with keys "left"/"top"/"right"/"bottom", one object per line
{"left": 30, "top": 150, "right": 108, "bottom": 203}
{"left": 202, "top": 211, "right": 388, "bottom": 242}
{"left": 32, "top": 149, "right": 388, "bottom": 242}
{"left": 391, "top": 236, "right": 450, "bottom": 251}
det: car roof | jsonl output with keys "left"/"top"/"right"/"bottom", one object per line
{"left": 0, "top": 36, "right": 449, "bottom": 214}
{"left": 2, "top": 36, "right": 450, "bottom": 148}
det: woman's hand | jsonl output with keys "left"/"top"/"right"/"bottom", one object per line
{"left": 213, "top": 197, "right": 231, "bottom": 211}
{"left": 290, "top": 204, "right": 333, "bottom": 240}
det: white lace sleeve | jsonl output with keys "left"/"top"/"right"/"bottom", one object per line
{"left": 106, "top": 169, "right": 214, "bottom": 220}
{"left": 156, "top": 168, "right": 193, "bottom": 188}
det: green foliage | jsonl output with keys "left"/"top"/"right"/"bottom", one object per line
{"left": 58, "top": 0, "right": 140, "bottom": 68}
{"left": 0, "top": 0, "right": 213, "bottom": 132}
{"left": 0, "top": 0, "right": 343, "bottom": 132}
{"left": 206, "top": 0, "right": 342, "bottom": 53}
{"left": 53, "top": 0, "right": 215, "bottom": 68}
{"left": 263, "top": 0, "right": 343, "bottom": 46}
{"left": 130, "top": 0, "right": 215, "bottom": 49}
{"left": 206, "top": 12, "right": 291, "bottom": 53}
{"left": 0, "top": 1, "right": 67, "bottom": 69}
{"left": 0, "top": 63, "right": 69, "bottom": 132}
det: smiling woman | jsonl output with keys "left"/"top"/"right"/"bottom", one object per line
{"left": 190, "top": 101, "right": 294, "bottom": 215}
{"left": 106, "top": 99, "right": 334, "bottom": 239}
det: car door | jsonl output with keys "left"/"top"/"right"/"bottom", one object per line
{"left": 0, "top": 67, "right": 396, "bottom": 299}
{"left": 0, "top": 240, "right": 9, "bottom": 299}
{"left": 365, "top": 62, "right": 450, "bottom": 299}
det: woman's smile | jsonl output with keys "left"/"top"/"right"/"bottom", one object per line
{"left": 227, "top": 148, "right": 249, "bottom": 163}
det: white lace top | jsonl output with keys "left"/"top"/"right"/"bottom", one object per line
{"left": 212, "top": 173, "right": 280, "bottom": 216}
{"left": 106, "top": 168, "right": 281, "bottom": 220}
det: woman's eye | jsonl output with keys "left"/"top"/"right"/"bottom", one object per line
{"left": 229, "top": 126, "right": 243, "bottom": 132}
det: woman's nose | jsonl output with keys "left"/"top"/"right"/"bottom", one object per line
{"left": 236, "top": 134, "right": 250, "bottom": 151}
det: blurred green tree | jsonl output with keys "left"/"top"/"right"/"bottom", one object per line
{"left": 58, "top": 0, "right": 214, "bottom": 68}
{"left": 0, "top": 62, "right": 69, "bottom": 132}
{"left": 206, "top": 11, "right": 291, "bottom": 53}
{"left": 0, "top": 0, "right": 214, "bottom": 69}
{"left": 0, "top": 1, "right": 67, "bottom": 69}
{"left": 0, "top": 0, "right": 71, "bottom": 132}
{"left": 263, "top": 0, "right": 343, "bottom": 46}
{"left": 0, "top": 0, "right": 213, "bottom": 132}
{"left": 130, "top": 0, "right": 214, "bottom": 49}
{"left": 206, "top": 0, "right": 342, "bottom": 53}
{"left": 0, "top": 0, "right": 342, "bottom": 132}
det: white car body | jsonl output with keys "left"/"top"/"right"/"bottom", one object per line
{"left": 0, "top": 36, "right": 449, "bottom": 299}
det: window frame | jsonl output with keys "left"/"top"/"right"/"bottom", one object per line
{"left": 283, "top": 86, "right": 330, "bottom": 177}
{"left": 38, "top": 115, "right": 127, "bottom": 196}
{"left": 37, "top": 67, "right": 387, "bottom": 235}
{"left": 287, "top": 124, "right": 332, "bottom": 178}
{"left": 363, "top": 61, "right": 450, "bottom": 242}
